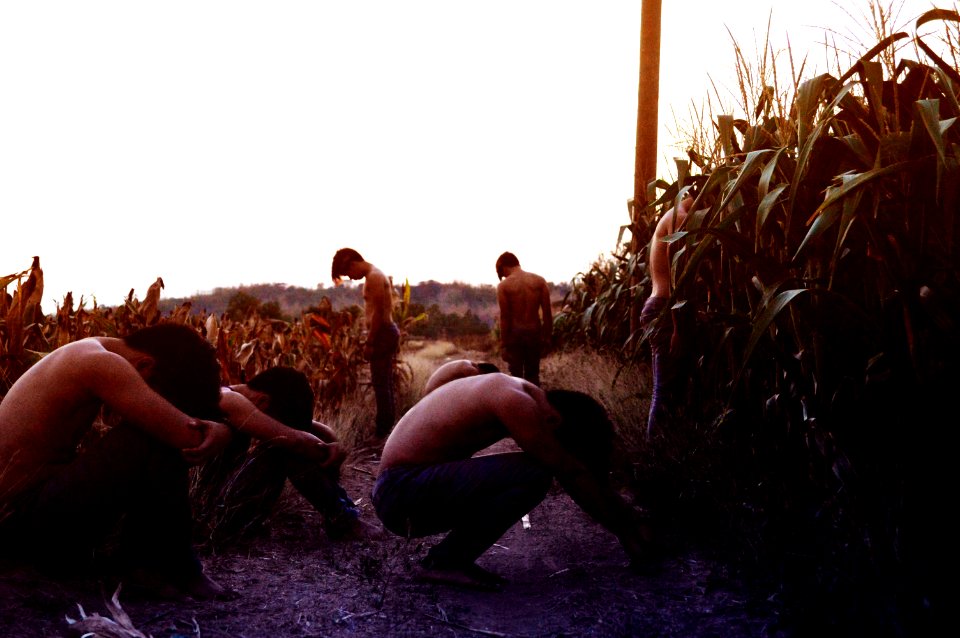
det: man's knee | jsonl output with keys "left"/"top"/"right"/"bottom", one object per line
{"left": 509, "top": 458, "right": 553, "bottom": 504}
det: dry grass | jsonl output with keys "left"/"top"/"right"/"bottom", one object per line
{"left": 322, "top": 343, "right": 651, "bottom": 458}
{"left": 319, "top": 385, "right": 377, "bottom": 452}
{"left": 402, "top": 339, "right": 459, "bottom": 359}
{"left": 541, "top": 350, "right": 651, "bottom": 453}
{"left": 398, "top": 339, "right": 460, "bottom": 404}
{"left": 321, "top": 340, "right": 472, "bottom": 451}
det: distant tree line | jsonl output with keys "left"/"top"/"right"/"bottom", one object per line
{"left": 160, "top": 280, "right": 570, "bottom": 331}
{"left": 404, "top": 304, "right": 492, "bottom": 340}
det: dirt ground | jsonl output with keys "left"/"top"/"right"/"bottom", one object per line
{"left": 0, "top": 434, "right": 786, "bottom": 638}
{"left": 0, "top": 346, "right": 788, "bottom": 637}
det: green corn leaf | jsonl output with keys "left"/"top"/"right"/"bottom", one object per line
{"left": 794, "top": 161, "right": 913, "bottom": 262}
{"left": 757, "top": 184, "right": 789, "bottom": 236}
{"left": 916, "top": 99, "right": 956, "bottom": 167}
{"left": 733, "top": 289, "right": 808, "bottom": 392}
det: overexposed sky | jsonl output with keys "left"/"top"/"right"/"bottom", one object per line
{"left": 1, "top": 1, "right": 947, "bottom": 306}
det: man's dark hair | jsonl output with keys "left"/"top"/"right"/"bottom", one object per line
{"left": 546, "top": 389, "right": 615, "bottom": 479}
{"left": 331, "top": 248, "right": 364, "bottom": 281}
{"left": 495, "top": 251, "right": 520, "bottom": 280}
{"left": 247, "top": 366, "right": 315, "bottom": 431}
{"left": 475, "top": 362, "right": 501, "bottom": 374}
{"left": 123, "top": 323, "right": 223, "bottom": 420}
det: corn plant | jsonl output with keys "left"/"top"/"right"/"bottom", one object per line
{"left": 0, "top": 258, "right": 373, "bottom": 416}
{"left": 558, "top": 5, "right": 960, "bottom": 632}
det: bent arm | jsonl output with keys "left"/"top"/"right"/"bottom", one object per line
{"left": 497, "top": 285, "right": 512, "bottom": 345}
{"left": 306, "top": 420, "right": 339, "bottom": 443}
{"left": 501, "top": 388, "right": 645, "bottom": 559}
{"left": 86, "top": 350, "right": 206, "bottom": 449}
{"left": 219, "top": 389, "right": 333, "bottom": 464}
{"left": 539, "top": 282, "right": 553, "bottom": 342}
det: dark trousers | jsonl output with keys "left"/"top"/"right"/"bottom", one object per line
{"left": 193, "top": 434, "right": 358, "bottom": 544}
{"left": 1, "top": 422, "right": 201, "bottom": 582}
{"left": 372, "top": 452, "right": 552, "bottom": 568}
{"left": 369, "top": 323, "right": 401, "bottom": 438}
{"left": 503, "top": 328, "right": 542, "bottom": 386}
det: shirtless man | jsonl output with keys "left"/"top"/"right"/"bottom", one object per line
{"left": 372, "top": 372, "right": 654, "bottom": 590}
{"left": 331, "top": 248, "right": 400, "bottom": 439}
{"left": 641, "top": 192, "right": 695, "bottom": 438}
{"left": 0, "top": 323, "right": 232, "bottom": 599}
{"left": 421, "top": 359, "right": 499, "bottom": 396}
{"left": 496, "top": 252, "right": 552, "bottom": 385}
{"left": 198, "top": 366, "right": 366, "bottom": 543}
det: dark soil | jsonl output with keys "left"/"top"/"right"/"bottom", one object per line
{"left": 0, "top": 434, "right": 787, "bottom": 638}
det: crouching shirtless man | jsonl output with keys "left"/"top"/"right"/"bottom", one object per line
{"left": 197, "top": 366, "right": 369, "bottom": 544}
{"left": 372, "top": 372, "right": 655, "bottom": 590}
{"left": 0, "top": 323, "right": 232, "bottom": 600}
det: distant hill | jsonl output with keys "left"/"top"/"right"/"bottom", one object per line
{"left": 159, "top": 280, "right": 570, "bottom": 327}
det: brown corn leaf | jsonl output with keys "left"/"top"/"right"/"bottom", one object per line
{"left": 140, "top": 277, "right": 164, "bottom": 325}
{"left": 22, "top": 256, "right": 44, "bottom": 324}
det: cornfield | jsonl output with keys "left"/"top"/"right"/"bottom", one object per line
{"left": 3, "top": 3, "right": 955, "bottom": 633}
{"left": 556, "top": 3, "right": 959, "bottom": 634}
{"left": 1, "top": 256, "right": 376, "bottom": 415}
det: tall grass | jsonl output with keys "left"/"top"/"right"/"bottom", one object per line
{"left": 541, "top": 349, "right": 651, "bottom": 452}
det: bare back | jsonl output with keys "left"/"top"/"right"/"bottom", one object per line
{"left": 648, "top": 196, "right": 692, "bottom": 298}
{"left": 422, "top": 359, "right": 482, "bottom": 396}
{"left": 379, "top": 373, "right": 557, "bottom": 471}
{"left": 497, "top": 269, "right": 552, "bottom": 337}
{"left": 0, "top": 337, "right": 203, "bottom": 501}
{"left": 378, "top": 373, "right": 649, "bottom": 560}
{"left": 0, "top": 340, "right": 109, "bottom": 470}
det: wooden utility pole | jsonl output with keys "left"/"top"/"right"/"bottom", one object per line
{"left": 630, "top": 0, "right": 662, "bottom": 333}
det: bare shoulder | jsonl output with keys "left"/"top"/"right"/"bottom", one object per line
{"left": 217, "top": 387, "right": 249, "bottom": 416}
{"left": 366, "top": 266, "right": 390, "bottom": 286}
{"left": 2, "top": 338, "right": 121, "bottom": 404}
{"left": 654, "top": 209, "right": 680, "bottom": 236}
{"left": 425, "top": 372, "right": 526, "bottom": 406}
{"left": 423, "top": 360, "right": 480, "bottom": 395}
{"left": 473, "top": 373, "right": 542, "bottom": 416}
{"left": 38, "top": 337, "right": 110, "bottom": 370}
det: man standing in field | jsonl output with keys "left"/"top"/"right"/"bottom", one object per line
{"left": 0, "top": 323, "right": 233, "bottom": 600}
{"left": 331, "top": 248, "right": 400, "bottom": 439}
{"left": 372, "top": 372, "right": 655, "bottom": 590}
{"left": 641, "top": 191, "right": 695, "bottom": 438}
{"left": 496, "top": 252, "right": 552, "bottom": 386}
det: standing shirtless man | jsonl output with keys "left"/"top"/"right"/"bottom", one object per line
{"left": 496, "top": 252, "right": 552, "bottom": 386}
{"left": 641, "top": 192, "right": 695, "bottom": 438}
{"left": 331, "top": 248, "right": 400, "bottom": 439}
{"left": 0, "top": 323, "right": 232, "bottom": 599}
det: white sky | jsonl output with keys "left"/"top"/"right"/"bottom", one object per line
{"left": 0, "top": 1, "right": 947, "bottom": 306}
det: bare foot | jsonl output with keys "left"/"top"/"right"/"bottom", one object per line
{"left": 181, "top": 572, "right": 237, "bottom": 601}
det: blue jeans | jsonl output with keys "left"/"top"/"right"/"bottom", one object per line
{"left": 640, "top": 296, "right": 693, "bottom": 437}
{"left": 369, "top": 323, "right": 401, "bottom": 437}
{"left": 372, "top": 452, "right": 552, "bottom": 568}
